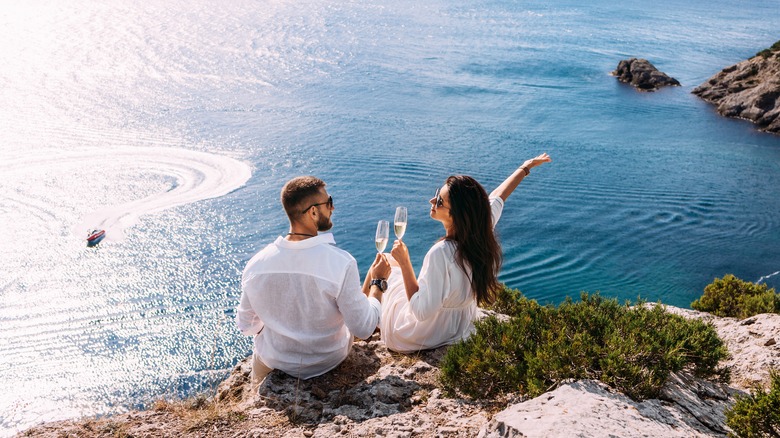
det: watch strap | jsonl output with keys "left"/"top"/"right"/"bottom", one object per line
{"left": 370, "top": 278, "right": 387, "bottom": 291}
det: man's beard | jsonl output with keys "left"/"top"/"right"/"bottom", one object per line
{"left": 317, "top": 213, "right": 333, "bottom": 232}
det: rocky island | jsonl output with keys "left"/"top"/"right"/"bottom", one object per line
{"left": 612, "top": 58, "right": 681, "bottom": 91}
{"left": 20, "top": 302, "right": 780, "bottom": 437}
{"left": 693, "top": 41, "right": 780, "bottom": 135}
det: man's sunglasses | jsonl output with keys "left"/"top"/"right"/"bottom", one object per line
{"left": 303, "top": 195, "right": 333, "bottom": 213}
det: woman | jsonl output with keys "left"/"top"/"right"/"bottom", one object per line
{"left": 378, "top": 153, "right": 551, "bottom": 353}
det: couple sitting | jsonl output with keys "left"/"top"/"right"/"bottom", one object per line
{"left": 236, "top": 153, "right": 551, "bottom": 385}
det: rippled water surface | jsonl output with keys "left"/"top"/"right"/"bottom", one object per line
{"left": 2, "top": 0, "right": 780, "bottom": 434}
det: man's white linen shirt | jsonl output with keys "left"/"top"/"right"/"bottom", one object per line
{"left": 236, "top": 233, "right": 381, "bottom": 379}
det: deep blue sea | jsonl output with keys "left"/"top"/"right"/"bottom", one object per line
{"left": 1, "top": 0, "right": 779, "bottom": 434}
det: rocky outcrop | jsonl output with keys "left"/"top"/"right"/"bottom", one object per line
{"left": 612, "top": 58, "right": 681, "bottom": 91}
{"left": 19, "top": 306, "right": 780, "bottom": 437}
{"left": 663, "top": 306, "right": 780, "bottom": 390}
{"left": 693, "top": 46, "right": 780, "bottom": 134}
{"left": 480, "top": 374, "right": 740, "bottom": 438}
{"left": 216, "top": 339, "right": 498, "bottom": 437}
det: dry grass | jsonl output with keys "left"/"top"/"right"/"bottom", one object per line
{"left": 20, "top": 391, "right": 261, "bottom": 437}
{"left": 152, "top": 396, "right": 247, "bottom": 433}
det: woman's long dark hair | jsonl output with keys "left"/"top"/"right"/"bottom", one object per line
{"left": 444, "top": 175, "right": 503, "bottom": 306}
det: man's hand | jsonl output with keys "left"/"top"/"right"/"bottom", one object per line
{"left": 369, "top": 252, "right": 391, "bottom": 280}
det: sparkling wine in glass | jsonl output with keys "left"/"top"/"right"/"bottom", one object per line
{"left": 375, "top": 220, "right": 389, "bottom": 253}
{"left": 394, "top": 206, "right": 407, "bottom": 240}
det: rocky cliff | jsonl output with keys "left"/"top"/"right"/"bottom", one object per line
{"left": 693, "top": 43, "right": 780, "bottom": 134}
{"left": 20, "top": 306, "right": 780, "bottom": 437}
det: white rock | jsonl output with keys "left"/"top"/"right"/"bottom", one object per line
{"left": 663, "top": 306, "right": 780, "bottom": 389}
{"left": 479, "top": 377, "right": 739, "bottom": 438}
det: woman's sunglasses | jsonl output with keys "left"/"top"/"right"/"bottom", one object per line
{"left": 434, "top": 188, "right": 446, "bottom": 209}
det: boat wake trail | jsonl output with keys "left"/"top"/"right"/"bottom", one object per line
{"left": 756, "top": 270, "right": 780, "bottom": 285}
{"left": 1, "top": 147, "right": 252, "bottom": 244}
{"left": 72, "top": 147, "right": 252, "bottom": 242}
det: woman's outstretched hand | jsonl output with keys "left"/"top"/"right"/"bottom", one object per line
{"left": 522, "top": 152, "right": 552, "bottom": 170}
{"left": 490, "top": 152, "right": 552, "bottom": 202}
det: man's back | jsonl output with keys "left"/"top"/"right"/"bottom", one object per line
{"left": 237, "top": 233, "right": 380, "bottom": 379}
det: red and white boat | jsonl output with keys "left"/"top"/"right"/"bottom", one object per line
{"left": 86, "top": 229, "right": 106, "bottom": 247}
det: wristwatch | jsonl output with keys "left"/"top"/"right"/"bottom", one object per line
{"left": 370, "top": 278, "right": 388, "bottom": 292}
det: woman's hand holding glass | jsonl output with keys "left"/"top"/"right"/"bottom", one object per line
{"left": 390, "top": 239, "right": 411, "bottom": 269}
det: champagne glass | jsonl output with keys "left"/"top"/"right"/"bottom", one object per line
{"left": 375, "top": 220, "right": 389, "bottom": 253}
{"left": 394, "top": 206, "right": 407, "bottom": 240}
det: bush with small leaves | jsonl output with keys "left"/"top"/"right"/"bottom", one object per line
{"left": 441, "top": 288, "right": 729, "bottom": 401}
{"left": 691, "top": 274, "right": 779, "bottom": 319}
{"left": 756, "top": 40, "right": 780, "bottom": 59}
{"left": 726, "top": 369, "right": 780, "bottom": 437}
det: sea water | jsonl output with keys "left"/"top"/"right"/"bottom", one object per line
{"left": 2, "top": 0, "right": 780, "bottom": 433}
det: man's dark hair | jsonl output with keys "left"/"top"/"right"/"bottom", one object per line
{"left": 281, "top": 176, "right": 326, "bottom": 221}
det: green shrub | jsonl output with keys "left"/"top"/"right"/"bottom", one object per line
{"left": 726, "top": 370, "right": 780, "bottom": 437}
{"left": 441, "top": 289, "right": 728, "bottom": 401}
{"left": 755, "top": 40, "right": 780, "bottom": 59}
{"left": 488, "top": 284, "right": 530, "bottom": 316}
{"left": 691, "top": 274, "right": 779, "bottom": 319}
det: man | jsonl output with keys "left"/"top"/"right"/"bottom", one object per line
{"left": 236, "top": 176, "right": 390, "bottom": 384}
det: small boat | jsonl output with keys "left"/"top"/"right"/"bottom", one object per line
{"left": 86, "top": 229, "right": 106, "bottom": 247}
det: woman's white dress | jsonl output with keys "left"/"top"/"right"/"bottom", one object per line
{"left": 380, "top": 197, "right": 504, "bottom": 353}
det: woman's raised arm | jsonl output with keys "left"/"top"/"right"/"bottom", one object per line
{"left": 489, "top": 152, "right": 551, "bottom": 202}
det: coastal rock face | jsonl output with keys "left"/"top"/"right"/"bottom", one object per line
{"left": 663, "top": 306, "right": 780, "bottom": 390}
{"left": 612, "top": 58, "right": 681, "bottom": 91}
{"left": 19, "top": 306, "right": 780, "bottom": 437}
{"left": 693, "top": 52, "right": 780, "bottom": 134}
{"left": 480, "top": 374, "right": 740, "bottom": 438}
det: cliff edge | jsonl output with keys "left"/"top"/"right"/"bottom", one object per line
{"left": 19, "top": 306, "right": 780, "bottom": 437}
